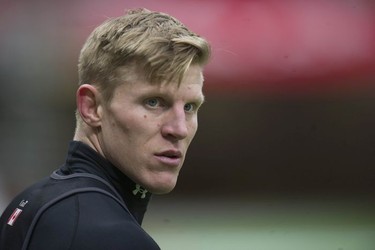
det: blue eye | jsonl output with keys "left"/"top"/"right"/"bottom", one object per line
{"left": 184, "top": 103, "right": 195, "bottom": 112}
{"left": 146, "top": 98, "right": 159, "bottom": 107}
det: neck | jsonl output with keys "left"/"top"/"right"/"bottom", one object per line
{"left": 74, "top": 124, "right": 104, "bottom": 158}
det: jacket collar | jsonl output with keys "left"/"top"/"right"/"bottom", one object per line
{"left": 59, "top": 141, "right": 151, "bottom": 224}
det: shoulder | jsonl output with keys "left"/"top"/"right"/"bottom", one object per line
{"left": 28, "top": 192, "right": 159, "bottom": 250}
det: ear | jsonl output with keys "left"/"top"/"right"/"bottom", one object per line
{"left": 76, "top": 84, "right": 103, "bottom": 127}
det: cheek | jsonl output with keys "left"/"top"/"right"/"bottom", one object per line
{"left": 142, "top": 113, "right": 162, "bottom": 130}
{"left": 191, "top": 117, "right": 199, "bottom": 131}
{"left": 188, "top": 121, "right": 199, "bottom": 139}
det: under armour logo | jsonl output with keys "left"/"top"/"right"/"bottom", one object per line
{"left": 132, "top": 184, "right": 148, "bottom": 199}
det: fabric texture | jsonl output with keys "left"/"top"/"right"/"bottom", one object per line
{"left": 0, "top": 141, "right": 160, "bottom": 250}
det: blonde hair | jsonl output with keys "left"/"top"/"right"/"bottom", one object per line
{"left": 78, "top": 8, "right": 211, "bottom": 102}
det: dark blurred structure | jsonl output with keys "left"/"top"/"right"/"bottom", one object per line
{"left": 1, "top": 0, "right": 375, "bottom": 211}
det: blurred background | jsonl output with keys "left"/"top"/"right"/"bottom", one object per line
{"left": 1, "top": 0, "right": 375, "bottom": 249}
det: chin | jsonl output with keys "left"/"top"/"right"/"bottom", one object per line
{"left": 146, "top": 178, "right": 178, "bottom": 195}
{"left": 148, "top": 184, "right": 176, "bottom": 195}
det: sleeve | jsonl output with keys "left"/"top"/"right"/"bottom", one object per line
{"left": 27, "top": 192, "right": 160, "bottom": 250}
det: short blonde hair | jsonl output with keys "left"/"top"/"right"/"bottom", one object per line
{"left": 78, "top": 8, "right": 211, "bottom": 102}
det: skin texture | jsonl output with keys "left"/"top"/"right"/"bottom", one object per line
{"left": 75, "top": 65, "right": 205, "bottom": 194}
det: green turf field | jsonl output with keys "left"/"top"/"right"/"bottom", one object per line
{"left": 143, "top": 196, "right": 375, "bottom": 250}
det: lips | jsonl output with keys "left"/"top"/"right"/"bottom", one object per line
{"left": 154, "top": 150, "right": 182, "bottom": 167}
{"left": 156, "top": 150, "right": 182, "bottom": 158}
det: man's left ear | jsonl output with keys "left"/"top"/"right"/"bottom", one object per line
{"left": 76, "top": 84, "right": 103, "bottom": 127}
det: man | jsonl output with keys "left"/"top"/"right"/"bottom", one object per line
{"left": 0, "top": 8, "right": 210, "bottom": 249}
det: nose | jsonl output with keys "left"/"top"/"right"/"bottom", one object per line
{"left": 161, "top": 107, "right": 189, "bottom": 140}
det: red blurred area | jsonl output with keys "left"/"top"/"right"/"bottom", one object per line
{"left": 73, "top": 0, "right": 375, "bottom": 95}
{"left": 1, "top": 0, "right": 374, "bottom": 96}
{"left": 200, "top": 0, "right": 375, "bottom": 95}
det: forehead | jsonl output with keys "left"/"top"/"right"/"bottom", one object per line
{"left": 113, "top": 65, "right": 204, "bottom": 98}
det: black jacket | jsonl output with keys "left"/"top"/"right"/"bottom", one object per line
{"left": 0, "top": 141, "right": 160, "bottom": 250}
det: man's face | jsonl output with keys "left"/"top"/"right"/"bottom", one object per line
{"left": 98, "top": 65, "right": 204, "bottom": 194}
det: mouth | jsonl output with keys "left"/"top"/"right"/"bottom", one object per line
{"left": 156, "top": 150, "right": 182, "bottom": 158}
{"left": 154, "top": 150, "right": 183, "bottom": 167}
